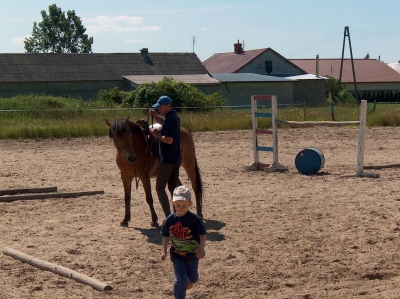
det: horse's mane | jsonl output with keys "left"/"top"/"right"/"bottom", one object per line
{"left": 108, "top": 119, "right": 141, "bottom": 138}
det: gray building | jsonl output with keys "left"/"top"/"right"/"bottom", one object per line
{"left": 210, "top": 73, "right": 294, "bottom": 106}
{"left": 0, "top": 50, "right": 219, "bottom": 101}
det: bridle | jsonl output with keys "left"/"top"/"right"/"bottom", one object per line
{"left": 113, "top": 138, "right": 134, "bottom": 163}
{"left": 111, "top": 121, "right": 151, "bottom": 190}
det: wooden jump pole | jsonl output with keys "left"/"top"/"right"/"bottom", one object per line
{"left": 2, "top": 247, "right": 112, "bottom": 292}
{"left": 0, "top": 186, "right": 57, "bottom": 196}
{"left": 276, "top": 120, "right": 360, "bottom": 127}
{"left": 364, "top": 163, "right": 400, "bottom": 170}
{"left": 0, "top": 190, "right": 105, "bottom": 203}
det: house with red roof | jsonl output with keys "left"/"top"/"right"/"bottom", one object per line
{"left": 290, "top": 59, "right": 400, "bottom": 101}
{"left": 204, "top": 41, "right": 400, "bottom": 105}
{"left": 203, "top": 41, "right": 326, "bottom": 106}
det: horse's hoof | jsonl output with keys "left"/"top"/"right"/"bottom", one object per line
{"left": 120, "top": 221, "right": 129, "bottom": 227}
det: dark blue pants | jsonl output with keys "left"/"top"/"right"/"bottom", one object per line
{"left": 172, "top": 258, "right": 199, "bottom": 299}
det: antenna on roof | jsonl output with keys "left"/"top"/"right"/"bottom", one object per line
{"left": 242, "top": 40, "right": 245, "bottom": 52}
{"left": 192, "top": 36, "right": 196, "bottom": 53}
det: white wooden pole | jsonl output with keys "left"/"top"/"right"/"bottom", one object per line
{"left": 356, "top": 100, "right": 366, "bottom": 174}
{"left": 265, "top": 96, "right": 288, "bottom": 172}
{"left": 251, "top": 95, "right": 259, "bottom": 166}
{"left": 355, "top": 100, "right": 379, "bottom": 178}
{"left": 272, "top": 95, "right": 278, "bottom": 166}
{"left": 3, "top": 247, "right": 112, "bottom": 292}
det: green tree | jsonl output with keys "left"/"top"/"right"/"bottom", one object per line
{"left": 24, "top": 4, "right": 93, "bottom": 53}
{"left": 325, "top": 76, "right": 356, "bottom": 105}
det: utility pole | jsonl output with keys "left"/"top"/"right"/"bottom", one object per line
{"left": 339, "top": 26, "right": 359, "bottom": 103}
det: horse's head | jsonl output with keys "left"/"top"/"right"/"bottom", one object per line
{"left": 106, "top": 117, "right": 138, "bottom": 164}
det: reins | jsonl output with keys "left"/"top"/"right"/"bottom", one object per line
{"left": 135, "top": 125, "right": 151, "bottom": 190}
{"left": 146, "top": 113, "right": 154, "bottom": 128}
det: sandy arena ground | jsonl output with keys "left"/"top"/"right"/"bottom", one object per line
{"left": 1, "top": 126, "right": 400, "bottom": 299}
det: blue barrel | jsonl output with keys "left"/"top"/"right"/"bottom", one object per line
{"left": 295, "top": 147, "right": 325, "bottom": 174}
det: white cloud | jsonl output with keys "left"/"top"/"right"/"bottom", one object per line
{"left": 11, "top": 17, "right": 24, "bottom": 23}
{"left": 124, "top": 38, "right": 148, "bottom": 44}
{"left": 83, "top": 15, "right": 162, "bottom": 34}
{"left": 201, "top": 28, "right": 207, "bottom": 31}
{"left": 0, "top": 17, "right": 24, "bottom": 23}
{"left": 138, "top": 5, "right": 247, "bottom": 14}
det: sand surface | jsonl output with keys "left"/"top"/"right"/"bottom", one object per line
{"left": 1, "top": 126, "right": 400, "bottom": 299}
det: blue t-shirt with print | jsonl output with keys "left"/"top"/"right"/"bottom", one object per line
{"left": 161, "top": 211, "right": 206, "bottom": 261}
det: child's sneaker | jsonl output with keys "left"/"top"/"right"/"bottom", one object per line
{"left": 186, "top": 282, "right": 194, "bottom": 290}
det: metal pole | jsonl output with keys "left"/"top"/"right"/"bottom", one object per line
{"left": 339, "top": 27, "right": 347, "bottom": 85}
{"left": 346, "top": 27, "right": 359, "bottom": 103}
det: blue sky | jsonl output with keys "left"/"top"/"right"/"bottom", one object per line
{"left": 0, "top": 0, "right": 399, "bottom": 63}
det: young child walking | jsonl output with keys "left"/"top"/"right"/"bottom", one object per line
{"left": 160, "top": 185, "right": 207, "bottom": 299}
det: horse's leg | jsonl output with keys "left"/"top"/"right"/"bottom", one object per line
{"left": 168, "top": 178, "right": 182, "bottom": 197}
{"left": 141, "top": 174, "right": 159, "bottom": 226}
{"left": 120, "top": 173, "right": 133, "bottom": 227}
{"left": 181, "top": 163, "right": 203, "bottom": 218}
{"left": 180, "top": 128, "right": 203, "bottom": 218}
{"left": 194, "top": 162, "right": 203, "bottom": 218}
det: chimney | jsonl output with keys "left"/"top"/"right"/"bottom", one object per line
{"left": 140, "top": 48, "right": 153, "bottom": 65}
{"left": 316, "top": 54, "right": 319, "bottom": 77}
{"left": 234, "top": 40, "right": 243, "bottom": 54}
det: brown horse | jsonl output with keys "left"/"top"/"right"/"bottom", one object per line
{"left": 106, "top": 117, "right": 203, "bottom": 227}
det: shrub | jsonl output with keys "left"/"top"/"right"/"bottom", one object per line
{"left": 121, "top": 77, "right": 228, "bottom": 110}
{"left": 97, "top": 87, "right": 131, "bottom": 105}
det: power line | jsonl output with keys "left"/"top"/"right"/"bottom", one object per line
{"left": 286, "top": 28, "right": 400, "bottom": 58}
{"left": 351, "top": 28, "right": 400, "bottom": 38}
{"left": 286, "top": 30, "right": 343, "bottom": 57}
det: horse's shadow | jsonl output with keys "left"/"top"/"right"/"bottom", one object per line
{"left": 134, "top": 218, "right": 226, "bottom": 244}
{"left": 203, "top": 219, "right": 226, "bottom": 241}
{"left": 203, "top": 219, "right": 226, "bottom": 231}
{"left": 134, "top": 226, "right": 162, "bottom": 245}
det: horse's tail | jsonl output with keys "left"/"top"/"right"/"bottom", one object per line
{"left": 194, "top": 157, "right": 203, "bottom": 209}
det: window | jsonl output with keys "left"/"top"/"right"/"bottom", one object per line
{"left": 265, "top": 61, "right": 272, "bottom": 74}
